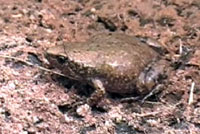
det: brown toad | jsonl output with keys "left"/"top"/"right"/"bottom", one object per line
{"left": 46, "top": 33, "right": 170, "bottom": 105}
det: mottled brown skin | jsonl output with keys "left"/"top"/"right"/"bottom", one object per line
{"left": 46, "top": 33, "right": 170, "bottom": 103}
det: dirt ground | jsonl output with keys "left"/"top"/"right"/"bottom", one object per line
{"left": 0, "top": 0, "right": 200, "bottom": 134}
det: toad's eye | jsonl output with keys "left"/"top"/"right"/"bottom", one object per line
{"left": 57, "top": 56, "right": 67, "bottom": 64}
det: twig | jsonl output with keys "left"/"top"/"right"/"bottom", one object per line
{"left": 188, "top": 82, "right": 195, "bottom": 105}
{"left": 179, "top": 39, "right": 183, "bottom": 55}
{"left": 133, "top": 111, "right": 161, "bottom": 117}
{"left": 0, "top": 54, "right": 66, "bottom": 77}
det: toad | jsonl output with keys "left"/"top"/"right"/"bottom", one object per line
{"left": 46, "top": 33, "right": 171, "bottom": 105}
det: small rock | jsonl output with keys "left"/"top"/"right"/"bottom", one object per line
{"left": 76, "top": 104, "right": 91, "bottom": 117}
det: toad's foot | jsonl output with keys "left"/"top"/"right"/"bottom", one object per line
{"left": 87, "top": 79, "right": 106, "bottom": 106}
{"left": 141, "top": 84, "right": 164, "bottom": 103}
{"left": 120, "top": 84, "right": 164, "bottom": 103}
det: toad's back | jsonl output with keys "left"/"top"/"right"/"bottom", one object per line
{"left": 64, "top": 33, "right": 158, "bottom": 78}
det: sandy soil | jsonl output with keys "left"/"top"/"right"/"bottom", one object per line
{"left": 0, "top": 0, "right": 200, "bottom": 134}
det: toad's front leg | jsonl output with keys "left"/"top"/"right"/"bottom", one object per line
{"left": 87, "top": 79, "right": 106, "bottom": 106}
